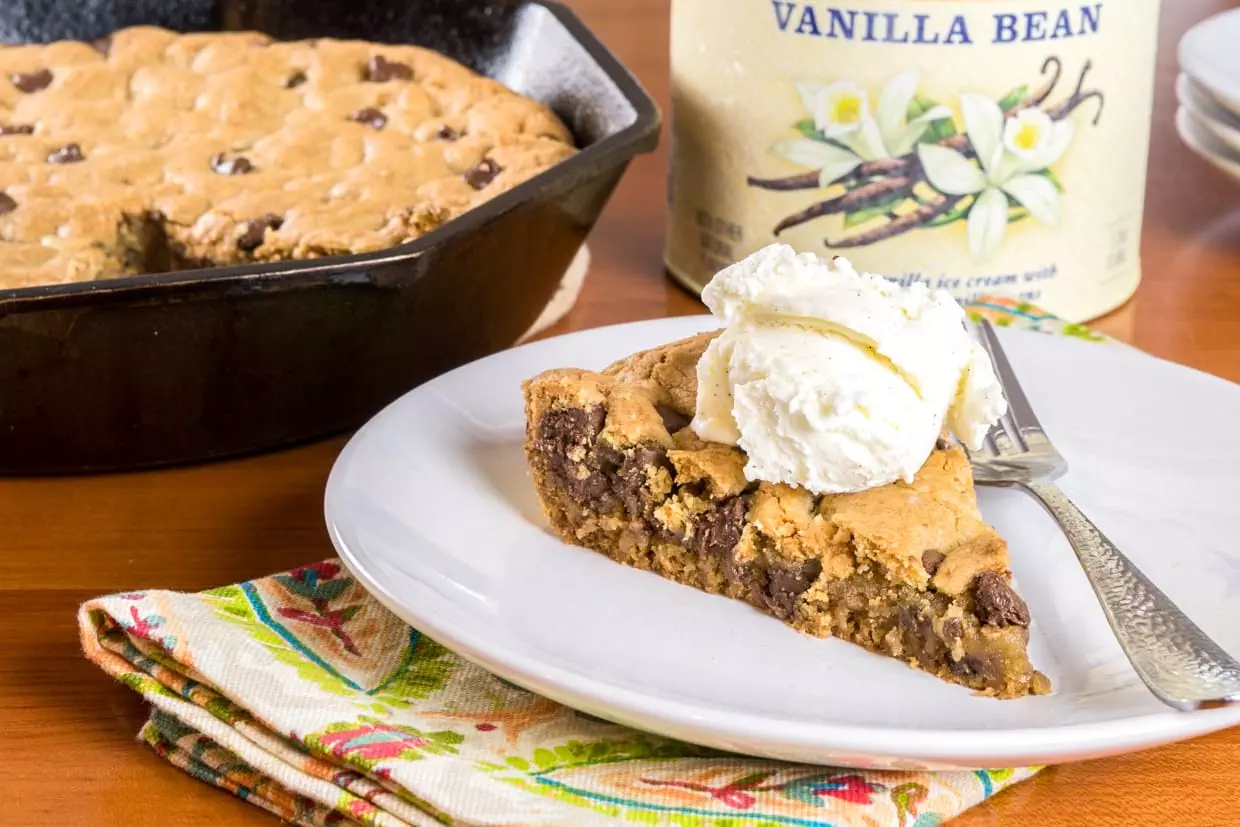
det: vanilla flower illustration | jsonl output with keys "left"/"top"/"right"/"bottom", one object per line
{"left": 917, "top": 94, "right": 1074, "bottom": 260}
{"left": 771, "top": 72, "right": 953, "bottom": 187}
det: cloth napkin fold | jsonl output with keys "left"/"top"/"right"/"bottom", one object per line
{"left": 80, "top": 297, "right": 1110, "bottom": 827}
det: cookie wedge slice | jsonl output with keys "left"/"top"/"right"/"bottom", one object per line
{"left": 522, "top": 333, "right": 1050, "bottom": 698}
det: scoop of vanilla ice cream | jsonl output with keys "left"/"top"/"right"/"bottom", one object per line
{"left": 692, "top": 244, "right": 1006, "bottom": 494}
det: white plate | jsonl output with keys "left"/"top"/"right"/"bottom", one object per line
{"left": 1175, "top": 105, "right": 1240, "bottom": 185}
{"left": 1180, "top": 9, "right": 1240, "bottom": 117}
{"left": 1177, "top": 72, "right": 1240, "bottom": 157}
{"left": 326, "top": 317, "right": 1240, "bottom": 770}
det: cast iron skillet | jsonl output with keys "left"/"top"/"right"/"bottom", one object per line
{"left": 0, "top": 0, "right": 660, "bottom": 473}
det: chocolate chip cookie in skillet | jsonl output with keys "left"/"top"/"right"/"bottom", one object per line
{"left": 0, "top": 26, "right": 575, "bottom": 289}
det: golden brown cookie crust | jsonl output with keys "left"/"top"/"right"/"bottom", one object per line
{"left": 0, "top": 27, "right": 575, "bottom": 288}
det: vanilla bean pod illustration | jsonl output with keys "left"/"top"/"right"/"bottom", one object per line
{"left": 760, "top": 58, "right": 1104, "bottom": 246}
{"left": 1046, "top": 60, "right": 1105, "bottom": 124}
{"left": 827, "top": 196, "right": 962, "bottom": 249}
{"left": 747, "top": 170, "right": 821, "bottom": 191}
{"left": 773, "top": 177, "right": 916, "bottom": 236}
{"left": 1028, "top": 56, "right": 1063, "bottom": 108}
{"left": 748, "top": 57, "right": 1092, "bottom": 199}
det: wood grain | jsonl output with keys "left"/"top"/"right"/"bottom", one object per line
{"left": 2, "top": 1, "right": 1238, "bottom": 825}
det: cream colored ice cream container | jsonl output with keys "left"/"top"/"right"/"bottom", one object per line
{"left": 666, "top": 0, "right": 1161, "bottom": 322}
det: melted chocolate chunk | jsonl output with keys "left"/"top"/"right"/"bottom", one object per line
{"left": 950, "top": 651, "right": 1001, "bottom": 684}
{"left": 364, "top": 55, "right": 413, "bottom": 82}
{"left": 349, "top": 107, "right": 387, "bottom": 129}
{"left": 922, "top": 549, "right": 946, "bottom": 577}
{"left": 436, "top": 125, "right": 460, "bottom": 141}
{"left": 0, "top": 124, "right": 34, "bottom": 136}
{"left": 898, "top": 605, "right": 946, "bottom": 664}
{"left": 463, "top": 158, "right": 501, "bottom": 190}
{"left": 941, "top": 617, "right": 963, "bottom": 644}
{"left": 47, "top": 143, "right": 84, "bottom": 164}
{"left": 210, "top": 153, "right": 254, "bottom": 175}
{"left": 285, "top": 71, "right": 308, "bottom": 89}
{"left": 613, "top": 445, "right": 670, "bottom": 518}
{"left": 237, "top": 213, "right": 284, "bottom": 252}
{"left": 0, "top": 192, "right": 16, "bottom": 215}
{"left": 972, "top": 571, "right": 1030, "bottom": 628}
{"left": 535, "top": 406, "right": 613, "bottom": 510}
{"left": 686, "top": 496, "right": 746, "bottom": 561}
{"left": 763, "top": 559, "right": 822, "bottom": 620}
{"left": 11, "top": 69, "right": 52, "bottom": 93}
{"left": 92, "top": 36, "right": 112, "bottom": 56}
{"left": 537, "top": 406, "right": 605, "bottom": 455}
{"left": 655, "top": 405, "right": 691, "bottom": 435}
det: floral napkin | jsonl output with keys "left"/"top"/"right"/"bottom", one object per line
{"left": 79, "top": 298, "right": 1113, "bottom": 827}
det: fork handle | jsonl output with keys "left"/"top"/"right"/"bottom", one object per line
{"left": 1022, "top": 482, "right": 1240, "bottom": 711}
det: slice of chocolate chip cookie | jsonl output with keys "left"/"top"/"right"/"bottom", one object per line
{"left": 522, "top": 332, "right": 1050, "bottom": 699}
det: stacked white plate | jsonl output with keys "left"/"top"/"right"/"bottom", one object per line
{"left": 1178, "top": 10, "right": 1240, "bottom": 182}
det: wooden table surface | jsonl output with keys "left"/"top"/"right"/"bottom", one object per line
{"left": 4, "top": 2, "right": 1239, "bottom": 825}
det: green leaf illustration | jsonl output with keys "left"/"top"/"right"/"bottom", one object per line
{"left": 909, "top": 95, "right": 957, "bottom": 142}
{"left": 926, "top": 199, "right": 972, "bottom": 227}
{"left": 998, "top": 85, "right": 1029, "bottom": 113}
{"left": 1062, "top": 323, "right": 1107, "bottom": 342}
{"left": 1038, "top": 168, "right": 1065, "bottom": 191}
{"left": 794, "top": 118, "right": 828, "bottom": 142}
{"left": 844, "top": 194, "right": 908, "bottom": 228}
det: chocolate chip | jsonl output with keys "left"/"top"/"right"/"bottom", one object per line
{"left": 613, "top": 445, "right": 670, "bottom": 518}
{"left": 47, "top": 143, "right": 83, "bottom": 164}
{"left": 92, "top": 36, "right": 112, "bottom": 56}
{"left": 922, "top": 549, "right": 946, "bottom": 577}
{"left": 535, "top": 406, "right": 614, "bottom": 509}
{"left": 349, "top": 107, "right": 387, "bottom": 129}
{"left": 536, "top": 406, "right": 605, "bottom": 457}
{"left": 210, "top": 153, "right": 254, "bottom": 175}
{"left": 0, "top": 192, "right": 16, "bottom": 215}
{"left": 671, "top": 490, "right": 737, "bottom": 568}
{"left": 463, "top": 158, "right": 501, "bottom": 190}
{"left": 364, "top": 55, "right": 413, "bottom": 82}
{"left": 237, "top": 213, "right": 284, "bottom": 252}
{"left": 686, "top": 496, "right": 746, "bottom": 561}
{"left": 950, "top": 652, "right": 1001, "bottom": 684}
{"left": 763, "top": 559, "right": 822, "bottom": 620}
{"left": 11, "top": 69, "right": 52, "bottom": 93}
{"left": 285, "top": 71, "right": 307, "bottom": 89}
{"left": 437, "top": 125, "right": 460, "bottom": 141}
{"left": 0, "top": 124, "right": 34, "bottom": 136}
{"left": 972, "top": 571, "right": 1030, "bottom": 628}
{"left": 655, "top": 405, "right": 691, "bottom": 435}
{"left": 941, "top": 617, "right": 963, "bottom": 643}
{"left": 898, "top": 605, "right": 945, "bottom": 663}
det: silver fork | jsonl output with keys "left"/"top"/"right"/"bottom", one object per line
{"left": 967, "top": 320, "right": 1240, "bottom": 711}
